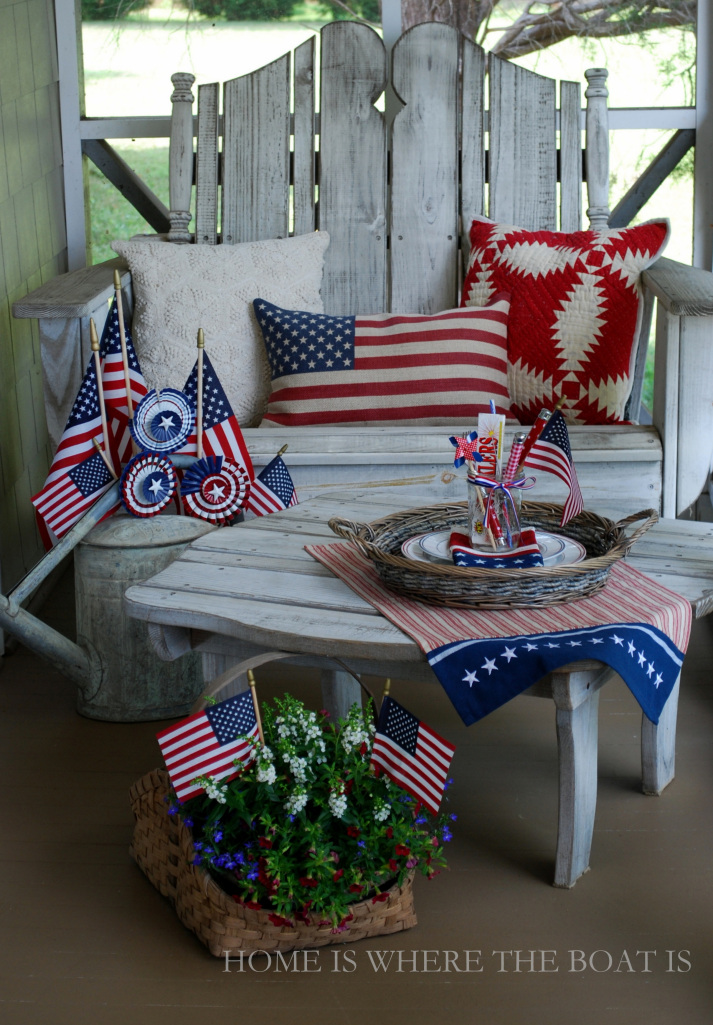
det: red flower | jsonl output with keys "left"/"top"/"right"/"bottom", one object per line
{"left": 389, "top": 858, "right": 398, "bottom": 873}
{"left": 386, "top": 827, "right": 393, "bottom": 839}
{"left": 359, "top": 742, "right": 368, "bottom": 756}
{"left": 394, "top": 844, "right": 410, "bottom": 857}
{"left": 347, "top": 826, "right": 360, "bottom": 838}
{"left": 333, "top": 869, "right": 344, "bottom": 881}
{"left": 268, "top": 913, "right": 293, "bottom": 927}
{"left": 246, "top": 900, "right": 262, "bottom": 910}
{"left": 258, "top": 837, "right": 273, "bottom": 849}
{"left": 344, "top": 779, "right": 354, "bottom": 795}
{"left": 298, "top": 877, "right": 319, "bottom": 888}
{"left": 348, "top": 884, "right": 364, "bottom": 893}
{"left": 372, "top": 893, "right": 389, "bottom": 903}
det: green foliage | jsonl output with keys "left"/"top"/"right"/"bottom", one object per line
{"left": 81, "top": 0, "right": 150, "bottom": 21}
{"left": 88, "top": 145, "right": 169, "bottom": 265}
{"left": 181, "top": 695, "right": 454, "bottom": 928}
{"left": 188, "top": 0, "right": 299, "bottom": 21}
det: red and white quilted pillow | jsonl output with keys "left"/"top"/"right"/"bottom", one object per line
{"left": 461, "top": 216, "right": 670, "bottom": 425}
{"left": 255, "top": 295, "right": 511, "bottom": 427}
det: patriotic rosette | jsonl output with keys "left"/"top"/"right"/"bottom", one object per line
{"left": 120, "top": 453, "right": 177, "bottom": 517}
{"left": 180, "top": 455, "right": 251, "bottom": 525}
{"left": 130, "top": 388, "right": 194, "bottom": 453}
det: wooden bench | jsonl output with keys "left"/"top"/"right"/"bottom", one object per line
{"left": 12, "top": 20, "right": 713, "bottom": 521}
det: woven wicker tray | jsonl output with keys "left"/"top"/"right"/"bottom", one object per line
{"left": 329, "top": 501, "right": 657, "bottom": 609}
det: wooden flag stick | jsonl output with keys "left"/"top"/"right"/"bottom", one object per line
{"left": 247, "top": 668, "right": 265, "bottom": 745}
{"left": 113, "top": 269, "right": 134, "bottom": 420}
{"left": 90, "top": 319, "right": 113, "bottom": 475}
{"left": 196, "top": 328, "right": 204, "bottom": 460}
{"left": 92, "top": 437, "right": 118, "bottom": 480}
{"left": 113, "top": 269, "right": 138, "bottom": 456}
{"left": 382, "top": 677, "right": 391, "bottom": 706}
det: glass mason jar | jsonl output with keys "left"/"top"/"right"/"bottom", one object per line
{"left": 467, "top": 474, "right": 522, "bottom": 551}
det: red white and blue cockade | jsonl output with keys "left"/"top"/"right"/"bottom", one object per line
{"left": 180, "top": 455, "right": 251, "bottom": 525}
{"left": 120, "top": 453, "right": 177, "bottom": 517}
{"left": 130, "top": 388, "right": 195, "bottom": 454}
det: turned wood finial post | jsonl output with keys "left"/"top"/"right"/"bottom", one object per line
{"left": 584, "top": 68, "right": 610, "bottom": 230}
{"left": 169, "top": 72, "right": 196, "bottom": 243}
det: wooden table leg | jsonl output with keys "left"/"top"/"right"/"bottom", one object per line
{"left": 321, "top": 667, "right": 363, "bottom": 721}
{"left": 550, "top": 666, "right": 611, "bottom": 888}
{"left": 641, "top": 672, "right": 680, "bottom": 795}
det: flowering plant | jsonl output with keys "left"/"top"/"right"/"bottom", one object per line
{"left": 174, "top": 695, "right": 454, "bottom": 929}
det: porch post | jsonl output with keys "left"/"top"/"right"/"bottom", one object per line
{"left": 54, "top": 0, "right": 87, "bottom": 271}
{"left": 694, "top": 1, "right": 713, "bottom": 270}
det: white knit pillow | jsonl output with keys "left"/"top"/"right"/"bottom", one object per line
{"left": 111, "top": 232, "right": 330, "bottom": 427}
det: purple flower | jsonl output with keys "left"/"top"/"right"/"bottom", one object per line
{"left": 192, "top": 854, "right": 203, "bottom": 865}
{"left": 213, "top": 829, "right": 223, "bottom": 842}
{"left": 415, "top": 815, "right": 427, "bottom": 825}
{"left": 182, "top": 816, "right": 194, "bottom": 828}
{"left": 440, "top": 826, "right": 453, "bottom": 843}
{"left": 449, "top": 813, "right": 458, "bottom": 821}
{"left": 247, "top": 868, "right": 259, "bottom": 881}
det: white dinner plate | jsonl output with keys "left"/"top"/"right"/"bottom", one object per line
{"left": 403, "top": 529, "right": 587, "bottom": 568}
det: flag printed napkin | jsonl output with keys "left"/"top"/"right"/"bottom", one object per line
{"left": 305, "top": 544, "right": 691, "bottom": 726}
{"left": 449, "top": 529, "right": 544, "bottom": 569}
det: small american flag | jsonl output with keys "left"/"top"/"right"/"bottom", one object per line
{"left": 523, "top": 410, "right": 583, "bottom": 525}
{"left": 157, "top": 691, "right": 259, "bottom": 803}
{"left": 177, "top": 353, "right": 254, "bottom": 478}
{"left": 31, "top": 356, "right": 123, "bottom": 547}
{"left": 32, "top": 450, "right": 117, "bottom": 542}
{"left": 245, "top": 455, "right": 298, "bottom": 516}
{"left": 100, "top": 295, "right": 147, "bottom": 461}
{"left": 370, "top": 696, "right": 455, "bottom": 815}
{"left": 255, "top": 296, "right": 510, "bottom": 426}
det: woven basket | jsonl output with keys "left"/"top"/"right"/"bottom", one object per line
{"left": 329, "top": 501, "right": 657, "bottom": 609}
{"left": 130, "top": 769, "right": 417, "bottom": 957}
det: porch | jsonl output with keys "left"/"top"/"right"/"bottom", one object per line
{"left": 1, "top": 564, "right": 711, "bottom": 1024}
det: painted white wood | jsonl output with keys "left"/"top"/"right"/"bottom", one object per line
{"left": 552, "top": 667, "right": 604, "bottom": 887}
{"left": 584, "top": 68, "right": 610, "bottom": 229}
{"left": 460, "top": 38, "right": 486, "bottom": 267}
{"left": 390, "top": 22, "right": 459, "bottom": 313}
{"left": 675, "top": 314, "right": 713, "bottom": 515}
{"left": 292, "top": 38, "right": 315, "bottom": 237}
{"left": 222, "top": 54, "right": 291, "bottom": 245}
{"left": 168, "top": 73, "right": 195, "bottom": 243}
{"left": 321, "top": 668, "right": 363, "bottom": 720}
{"left": 627, "top": 285, "right": 655, "bottom": 419}
{"left": 643, "top": 257, "right": 713, "bottom": 317}
{"left": 54, "top": 0, "right": 87, "bottom": 271}
{"left": 195, "top": 82, "right": 220, "bottom": 246}
{"left": 559, "top": 80, "right": 582, "bottom": 232}
{"left": 319, "top": 22, "right": 387, "bottom": 314}
{"left": 694, "top": 0, "right": 713, "bottom": 270}
{"left": 652, "top": 308, "right": 680, "bottom": 519}
{"left": 641, "top": 674, "right": 679, "bottom": 794}
{"left": 489, "top": 56, "right": 557, "bottom": 231}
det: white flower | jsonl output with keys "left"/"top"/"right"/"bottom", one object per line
{"left": 373, "top": 798, "right": 391, "bottom": 822}
{"left": 284, "top": 787, "right": 309, "bottom": 815}
{"left": 328, "top": 790, "right": 348, "bottom": 818}
{"left": 257, "top": 762, "right": 277, "bottom": 785}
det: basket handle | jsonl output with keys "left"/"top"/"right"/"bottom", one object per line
{"left": 192, "top": 650, "right": 377, "bottom": 714}
{"left": 328, "top": 516, "right": 376, "bottom": 543}
{"left": 611, "top": 508, "right": 659, "bottom": 554}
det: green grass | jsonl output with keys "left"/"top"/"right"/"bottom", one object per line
{"left": 87, "top": 145, "right": 169, "bottom": 264}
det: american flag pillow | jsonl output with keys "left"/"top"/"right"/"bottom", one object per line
{"left": 254, "top": 295, "right": 511, "bottom": 427}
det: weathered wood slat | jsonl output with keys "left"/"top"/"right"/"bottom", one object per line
{"left": 319, "top": 22, "right": 387, "bottom": 314}
{"left": 674, "top": 313, "right": 713, "bottom": 515}
{"left": 222, "top": 53, "right": 291, "bottom": 244}
{"left": 390, "top": 22, "right": 459, "bottom": 313}
{"left": 488, "top": 56, "right": 557, "bottom": 230}
{"left": 195, "top": 82, "right": 220, "bottom": 246}
{"left": 559, "top": 79, "right": 581, "bottom": 232}
{"left": 12, "top": 259, "right": 129, "bottom": 318}
{"left": 653, "top": 308, "right": 680, "bottom": 518}
{"left": 643, "top": 257, "right": 713, "bottom": 317}
{"left": 292, "top": 37, "right": 315, "bottom": 237}
{"left": 460, "top": 37, "right": 486, "bottom": 264}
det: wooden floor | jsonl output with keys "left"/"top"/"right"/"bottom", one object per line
{"left": 1, "top": 568, "right": 712, "bottom": 1025}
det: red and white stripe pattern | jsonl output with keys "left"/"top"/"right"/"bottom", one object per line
{"left": 523, "top": 410, "right": 583, "bottom": 525}
{"left": 256, "top": 296, "right": 511, "bottom": 427}
{"left": 370, "top": 696, "right": 455, "bottom": 815}
{"left": 32, "top": 451, "right": 118, "bottom": 542}
{"left": 177, "top": 353, "right": 255, "bottom": 476}
{"left": 307, "top": 544, "right": 690, "bottom": 662}
{"left": 157, "top": 691, "right": 259, "bottom": 803}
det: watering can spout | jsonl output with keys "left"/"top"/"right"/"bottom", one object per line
{"left": 0, "top": 593, "right": 95, "bottom": 687}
